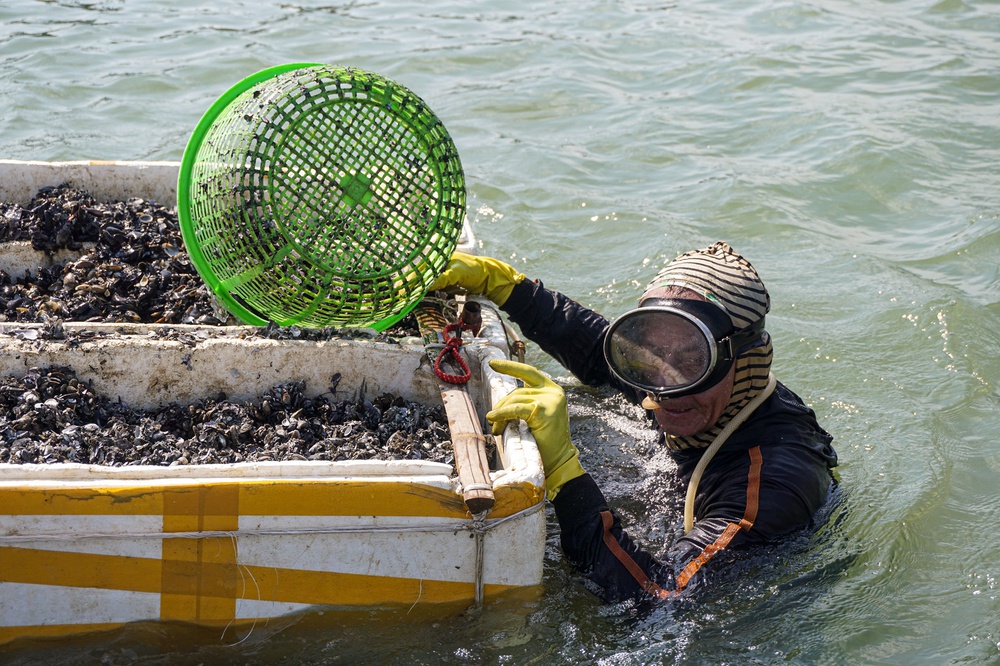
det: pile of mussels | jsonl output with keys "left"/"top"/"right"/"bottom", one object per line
{"left": 0, "top": 185, "right": 450, "bottom": 466}
{"left": 0, "top": 367, "right": 452, "bottom": 466}
{"left": 0, "top": 184, "right": 223, "bottom": 324}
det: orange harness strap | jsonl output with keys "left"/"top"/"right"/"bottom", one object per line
{"left": 599, "top": 510, "right": 674, "bottom": 599}
{"left": 599, "top": 445, "right": 764, "bottom": 598}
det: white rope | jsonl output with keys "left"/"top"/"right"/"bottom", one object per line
{"left": 471, "top": 510, "right": 489, "bottom": 607}
{"left": 0, "top": 501, "right": 543, "bottom": 545}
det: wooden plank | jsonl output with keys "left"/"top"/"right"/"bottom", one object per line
{"left": 414, "top": 299, "right": 495, "bottom": 515}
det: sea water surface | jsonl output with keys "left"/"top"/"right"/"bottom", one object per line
{"left": 2, "top": 1, "right": 999, "bottom": 664}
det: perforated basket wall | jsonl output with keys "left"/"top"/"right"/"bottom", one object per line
{"left": 177, "top": 63, "right": 466, "bottom": 330}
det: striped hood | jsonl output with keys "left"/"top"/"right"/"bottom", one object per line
{"left": 640, "top": 241, "right": 773, "bottom": 451}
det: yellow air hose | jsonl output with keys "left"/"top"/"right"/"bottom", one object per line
{"left": 682, "top": 372, "right": 777, "bottom": 534}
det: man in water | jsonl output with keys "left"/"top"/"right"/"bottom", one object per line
{"left": 432, "top": 241, "right": 838, "bottom": 602}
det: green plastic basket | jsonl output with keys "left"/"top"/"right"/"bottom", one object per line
{"left": 177, "top": 63, "right": 466, "bottom": 330}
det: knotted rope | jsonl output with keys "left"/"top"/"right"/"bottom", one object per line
{"left": 434, "top": 322, "right": 475, "bottom": 384}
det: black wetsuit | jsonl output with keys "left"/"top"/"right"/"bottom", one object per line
{"left": 501, "top": 278, "right": 839, "bottom": 603}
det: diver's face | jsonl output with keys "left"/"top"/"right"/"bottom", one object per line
{"left": 646, "top": 366, "right": 735, "bottom": 436}
{"left": 637, "top": 286, "right": 735, "bottom": 436}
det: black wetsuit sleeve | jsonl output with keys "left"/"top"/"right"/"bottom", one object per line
{"left": 552, "top": 474, "right": 678, "bottom": 602}
{"left": 500, "top": 278, "right": 615, "bottom": 386}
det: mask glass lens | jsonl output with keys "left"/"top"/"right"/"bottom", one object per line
{"left": 606, "top": 309, "right": 713, "bottom": 393}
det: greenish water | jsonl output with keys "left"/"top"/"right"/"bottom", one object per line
{"left": 2, "top": 1, "right": 999, "bottom": 664}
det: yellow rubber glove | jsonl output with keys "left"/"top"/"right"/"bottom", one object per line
{"left": 429, "top": 252, "right": 526, "bottom": 307}
{"left": 485, "top": 359, "right": 586, "bottom": 500}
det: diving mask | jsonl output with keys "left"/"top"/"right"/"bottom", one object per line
{"left": 603, "top": 298, "right": 766, "bottom": 400}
